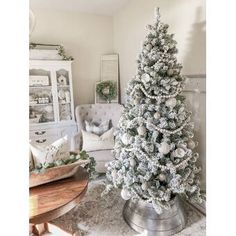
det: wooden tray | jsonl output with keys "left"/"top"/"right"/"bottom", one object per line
{"left": 29, "top": 159, "right": 89, "bottom": 188}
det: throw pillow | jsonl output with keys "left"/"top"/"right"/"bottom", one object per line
{"left": 84, "top": 120, "right": 110, "bottom": 136}
{"left": 82, "top": 128, "right": 114, "bottom": 152}
{"left": 30, "top": 136, "right": 70, "bottom": 167}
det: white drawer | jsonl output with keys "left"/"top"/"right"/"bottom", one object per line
{"left": 30, "top": 135, "right": 59, "bottom": 147}
{"left": 30, "top": 129, "right": 58, "bottom": 138}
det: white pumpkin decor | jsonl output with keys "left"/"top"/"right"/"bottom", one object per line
{"left": 158, "top": 142, "right": 171, "bottom": 155}
{"left": 121, "top": 188, "right": 131, "bottom": 200}
{"left": 166, "top": 98, "right": 177, "bottom": 108}
{"left": 137, "top": 126, "right": 147, "bottom": 136}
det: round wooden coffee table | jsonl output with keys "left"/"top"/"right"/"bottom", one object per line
{"left": 29, "top": 166, "right": 89, "bottom": 235}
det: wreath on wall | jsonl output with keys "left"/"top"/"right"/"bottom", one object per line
{"left": 96, "top": 80, "right": 117, "bottom": 103}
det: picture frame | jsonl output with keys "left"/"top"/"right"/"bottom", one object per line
{"left": 95, "top": 54, "right": 120, "bottom": 103}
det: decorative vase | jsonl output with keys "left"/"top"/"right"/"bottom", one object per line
{"left": 123, "top": 196, "right": 187, "bottom": 235}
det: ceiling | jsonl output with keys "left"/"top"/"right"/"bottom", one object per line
{"left": 30, "top": 0, "right": 130, "bottom": 16}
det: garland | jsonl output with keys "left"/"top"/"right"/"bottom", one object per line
{"left": 131, "top": 83, "right": 183, "bottom": 100}
{"left": 96, "top": 80, "right": 117, "bottom": 103}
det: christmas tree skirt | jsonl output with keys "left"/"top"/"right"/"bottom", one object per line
{"left": 52, "top": 177, "right": 206, "bottom": 236}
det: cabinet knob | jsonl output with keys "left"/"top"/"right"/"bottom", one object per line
{"left": 35, "top": 131, "right": 46, "bottom": 135}
{"left": 36, "top": 139, "right": 46, "bottom": 143}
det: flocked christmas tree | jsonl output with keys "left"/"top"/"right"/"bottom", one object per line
{"left": 103, "top": 8, "right": 203, "bottom": 214}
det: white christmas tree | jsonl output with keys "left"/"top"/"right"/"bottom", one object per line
{"left": 103, "top": 8, "right": 203, "bottom": 214}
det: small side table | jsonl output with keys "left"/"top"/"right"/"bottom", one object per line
{"left": 29, "top": 166, "right": 89, "bottom": 235}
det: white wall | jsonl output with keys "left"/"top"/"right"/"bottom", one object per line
{"left": 30, "top": 9, "right": 114, "bottom": 106}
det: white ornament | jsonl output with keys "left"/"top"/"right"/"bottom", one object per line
{"left": 141, "top": 182, "right": 148, "bottom": 191}
{"left": 187, "top": 140, "right": 196, "bottom": 149}
{"left": 174, "top": 148, "right": 186, "bottom": 158}
{"left": 137, "top": 126, "right": 147, "bottom": 136}
{"left": 121, "top": 134, "right": 130, "bottom": 145}
{"left": 158, "top": 173, "right": 166, "bottom": 181}
{"left": 166, "top": 98, "right": 177, "bottom": 108}
{"left": 146, "top": 43, "right": 152, "bottom": 51}
{"left": 154, "top": 112, "right": 161, "bottom": 119}
{"left": 141, "top": 73, "right": 151, "bottom": 83}
{"left": 130, "top": 158, "right": 136, "bottom": 167}
{"left": 158, "top": 142, "right": 171, "bottom": 155}
{"left": 121, "top": 189, "right": 131, "bottom": 200}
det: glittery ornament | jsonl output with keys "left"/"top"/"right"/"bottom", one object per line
{"left": 121, "top": 189, "right": 131, "bottom": 200}
{"left": 130, "top": 158, "right": 136, "bottom": 167}
{"left": 167, "top": 69, "right": 174, "bottom": 76}
{"left": 158, "top": 142, "right": 171, "bottom": 154}
{"left": 137, "top": 126, "right": 147, "bottom": 136}
{"left": 141, "top": 182, "right": 148, "bottom": 190}
{"left": 154, "top": 112, "right": 161, "bottom": 119}
{"left": 173, "top": 148, "right": 186, "bottom": 158}
{"left": 187, "top": 140, "right": 196, "bottom": 149}
{"left": 158, "top": 173, "right": 166, "bottom": 181}
{"left": 166, "top": 98, "right": 177, "bottom": 108}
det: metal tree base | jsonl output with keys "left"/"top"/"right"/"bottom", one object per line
{"left": 123, "top": 196, "right": 187, "bottom": 236}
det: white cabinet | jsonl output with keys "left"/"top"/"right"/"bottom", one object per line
{"left": 29, "top": 60, "right": 77, "bottom": 148}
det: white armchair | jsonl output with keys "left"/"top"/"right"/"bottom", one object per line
{"left": 72, "top": 103, "right": 124, "bottom": 173}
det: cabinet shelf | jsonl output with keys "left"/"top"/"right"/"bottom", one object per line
{"left": 58, "top": 85, "right": 70, "bottom": 88}
{"left": 29, "top": 103, "right": 53, "bottom": 107}
{"left": 30, "top": 86, "right": 52, "bottom": 89}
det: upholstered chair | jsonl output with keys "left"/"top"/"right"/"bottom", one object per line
{"left": 72, "top": 103, "right": 124, "bottom": 173}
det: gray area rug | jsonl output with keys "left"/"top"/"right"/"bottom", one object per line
{"left": 52, "top": 177, "right": 206, "bottom": 236}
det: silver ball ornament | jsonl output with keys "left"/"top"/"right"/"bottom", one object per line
{"left": 121, "top": 133, "right": 130, "bottom": 145}
{"left": 141, "top": 182, "right": 148, "bottom": 191}
{"left": 121, "top": 189, "right": 131, "bottom": 200}
{"left": 141, "top": 73, "right": 151, "bottom": 83}
{"left": 158, "top": 173, "right": 166, "bottom": 181}
{"left": 167, "top": 69, "right": 174, "bottom": 76}
{"left": 154, "top": 112, "right": 161, "bottom": 119}
{"left": 130, "top": 158, "right": 136, "bottom": 167}
{"left": 166, "top": 98, "right": 177, "bottom": 108}
{"left": 173, "top": 148, "right": 186, "bottom": 158}
{"left": 187, "top": 140, "right": 196, "bottom": 149}
{"left": 137, "top": 126, "right": 147, "bottom": 136}
{"left": 134, "top": 98, "right": 140, "bottom": 105}
{"left": 146, "top": 43, "right": 152, "bottom": 51}
{"left": 158, "top": 142, "right": 171, "bottom": 155}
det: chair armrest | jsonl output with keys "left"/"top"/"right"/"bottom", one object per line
{"left": 70, "top": 132, "right": 82, "bottom": 151}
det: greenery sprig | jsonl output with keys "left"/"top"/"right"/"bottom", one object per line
{"left": 96, "top": 80, "right": 117, "bottom": 103}
{"left": 29, "top": 43, "right": 74, "bottom": 61}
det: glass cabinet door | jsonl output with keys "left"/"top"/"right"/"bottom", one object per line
{"left": 29, "top": 69, "right": 55, "bottom": 124}
{"left": 56, "top": 69, "right": 73, "bottom": 121}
